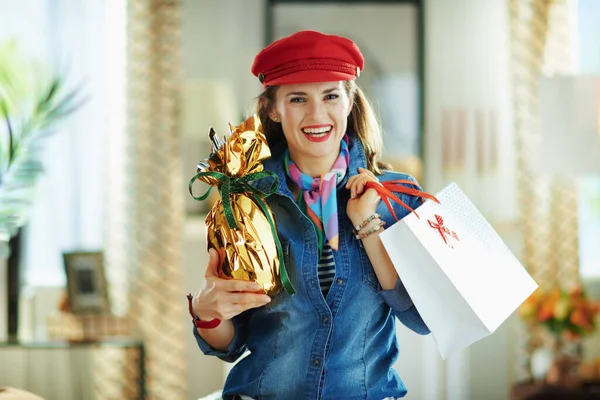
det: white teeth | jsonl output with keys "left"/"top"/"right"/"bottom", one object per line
{"left": 302, "top": 126, "right": 332, "bottom": 135}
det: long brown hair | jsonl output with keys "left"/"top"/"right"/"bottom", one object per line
{"left": 254, "top": 80, "right": 391, "bottom": 174}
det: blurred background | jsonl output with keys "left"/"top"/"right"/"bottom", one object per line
{"left": 0, "top": 0, "right": 599, "bottom": 399}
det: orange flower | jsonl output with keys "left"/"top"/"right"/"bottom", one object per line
{"left": 537, "top": 289, "right": 560, "bottom": 322}
{"left": 538, "top": 301, "right": 556, "bottom": 322}
{"left": 570, "top": 307, "right": 589, "bottom": 328}
{"left": 519, "top": 286, "right": 598, "bottom": 338}
{"left": 520, "top": 291, "right": 540, "bottom": 320}
{"left": 570, "top": 287, "right": 583, "bottom": 299}
{"left": 570, "top": 307, "right": 591, "bottom": 329}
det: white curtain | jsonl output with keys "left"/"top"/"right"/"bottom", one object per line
{"left": 0, "top": 0, "right": 109, "bottom": 288}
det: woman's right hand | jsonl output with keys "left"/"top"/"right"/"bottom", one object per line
{"left": 191, "top": 248, "right": 271, "bottom": 322}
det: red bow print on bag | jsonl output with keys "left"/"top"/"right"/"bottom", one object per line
{"left": 428, "top": 214, "right": 459, "bottom": 248}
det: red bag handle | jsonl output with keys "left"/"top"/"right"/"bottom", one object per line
{"left": 364, "top": 179, "right": 439, "bottom": 221}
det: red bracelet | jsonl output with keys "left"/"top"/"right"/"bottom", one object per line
{"left": 187, "top": 294, "right": 221, "bottom": 329}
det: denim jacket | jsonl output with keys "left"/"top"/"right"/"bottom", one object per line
{"left": 194, "top": 133, "right": 430, "bottom": 400}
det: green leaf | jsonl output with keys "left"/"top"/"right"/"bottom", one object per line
{"left": 0, "top": 40, "right": 82, "bottom": 239}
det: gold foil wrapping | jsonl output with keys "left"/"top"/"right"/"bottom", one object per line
{"left": 192, "top": 115, "right": 284, "bottom": 297}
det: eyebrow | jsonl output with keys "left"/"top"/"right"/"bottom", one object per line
{"left": 285, "top": 87, "right": 340, "bottom": 97}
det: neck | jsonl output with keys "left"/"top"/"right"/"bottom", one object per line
{"left": 289, "top": 152, "right": 338, "bottom": 177}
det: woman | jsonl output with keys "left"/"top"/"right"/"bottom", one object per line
{"left": 190, "top": 30, "right": 429, "bottom": 400}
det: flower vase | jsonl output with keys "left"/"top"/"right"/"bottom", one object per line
{"left": 545, "top": 334, "right": 580, "bottom": 388}
{"left": 531, "top": 346, "right": 555, "bottom": 381}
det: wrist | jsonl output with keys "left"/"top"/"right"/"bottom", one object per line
{"left": 353, "top": 214, "right": 386, "bottom": 240}
{"left": 196, "top": 314, "right": 214, "bottom": 322}
{"left": 359, "top": 223, "right": 384, "bottom": 242}
{"left": 189, "top": 294, "right": 213, "bottom": 320}
{"left": 186, "top": 294, "right": 221, "bottom": 329}
{"left": 351, "top": 212, "right": 380, "bottom": 231}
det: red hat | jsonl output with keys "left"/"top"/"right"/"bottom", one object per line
{"left": 251, "top": 30, "right": 364, "bottom": 88}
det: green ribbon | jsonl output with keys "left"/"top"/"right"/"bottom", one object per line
{"left": 189, "top": 170, "right": 295, "bottom": 295}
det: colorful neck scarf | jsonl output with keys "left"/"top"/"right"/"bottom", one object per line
{"left": 284, "top": 136, "right": 350, "bottom": 252}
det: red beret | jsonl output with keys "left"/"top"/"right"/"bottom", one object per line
{"left": 251, "top": 30, "right": 364, "bottom": 88}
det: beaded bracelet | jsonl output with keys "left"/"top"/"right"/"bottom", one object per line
{"left": 353, "top": 213, "right": 380, "bottom": 232}
{"left": 355, "top": 220, "right": 386, "bottom": 240}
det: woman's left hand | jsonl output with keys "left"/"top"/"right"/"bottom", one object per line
{"left": 346, "top": 167, "right": 382, "bottom": 227}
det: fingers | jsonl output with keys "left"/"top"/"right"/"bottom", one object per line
{"left": 194, "top": 278, "right": 272, "bottom": 321}
{"left": 346, "top": 168, "right": 380, "bottom": 198}
{"left": 205, "top": 248, "right": 221, "bottom": 278}
{"left": 218, "top": 247, "right": 226, "bottom": 265}
{"left": 209, "top": 291, "right": 272, "bottom": 321}
{"left": 218, "top": 278, "right": 264, "bottom": 293}
{"left": 227, "top": 291, "right": 271, "bottom": 304}
{"left": 358, "top": 167, "right": 377, "bottom": 178}
{"left": 345, "top": 169, "right": 383, "bottom": 224}
{"left": 198, "top": 247, "right": 274, "bottom": 321}
{"left": 205, "top": 247, "right": 232, "bottom": 279}
{"left": 217, "top": 248, "right": 227, "bottom": 279}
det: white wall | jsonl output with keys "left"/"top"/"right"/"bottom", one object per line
{"left": 577, "top": 0, "right": 600, "bottom": 364}
{"left": 424, "top": 0, "right": 517, "bottom": 399}
{"left": 182, "top": 0, "right": 265, "bottom": 126}
{"left": 424, "top": 0, "right": 517, "bottom": 224}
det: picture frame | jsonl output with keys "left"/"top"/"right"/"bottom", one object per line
{"left": 63, "top": 251, "right": 110, "bottom": 314}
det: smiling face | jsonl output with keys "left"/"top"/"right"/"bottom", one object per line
{"left": 269, "top": 81, "right": 353, "bottom": 177}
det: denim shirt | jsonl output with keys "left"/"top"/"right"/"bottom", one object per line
{"left": 194, "top": 133, "right": 430, "bottom": 400}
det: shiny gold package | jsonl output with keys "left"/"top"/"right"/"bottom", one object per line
{"left": 189, "top": 114, "right": 293, "bottom": 297}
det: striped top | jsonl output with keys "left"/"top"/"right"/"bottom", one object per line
{"left": 318, "top": 243, "right": 336, "bottom": 296}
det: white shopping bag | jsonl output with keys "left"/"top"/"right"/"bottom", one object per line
{"left": 380, "top": 182, "right": 538, "bottom": 359}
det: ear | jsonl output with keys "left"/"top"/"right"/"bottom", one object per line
{"left": 260, "top": 98, "right": 278, "bottom": 122}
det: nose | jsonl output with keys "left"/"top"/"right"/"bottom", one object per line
{"left": 307, "top": 99, "right": 326, "bottom": 119}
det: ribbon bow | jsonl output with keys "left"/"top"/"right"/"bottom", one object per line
{"left": 189, "top": 170, "right": 295, "bottom": 295}
{"left": 428, "top": 214, "right": 459, "bottom": 247}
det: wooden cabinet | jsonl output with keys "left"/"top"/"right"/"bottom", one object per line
{"left": 0, "top": 339, "right": 143, "bottom": 400}
{"left": 511, "top": 381, "right": 600, "bottom": 400}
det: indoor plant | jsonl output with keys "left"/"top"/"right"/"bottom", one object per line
{"left": 0, "top": 40, "right": 81, "bottom": 341}
{"left": 0, "top": 40, "right": 80, "bottom": 256}
{"left": 520, "top": 286, "right": 600, "bottom": 385}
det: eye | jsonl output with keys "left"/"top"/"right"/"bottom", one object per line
{"left": 325, "top": 93, "right": 339, "bottom": 100}
{"left": 290, "top": 97, "right": 305, "bottom": 103}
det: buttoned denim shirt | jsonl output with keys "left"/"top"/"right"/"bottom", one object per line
{"left": 194, "top": 133, "right": 430, "bottom": 400}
